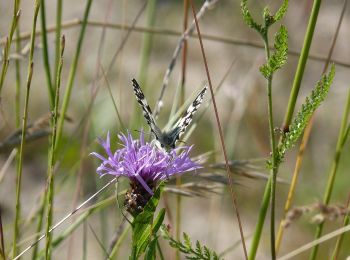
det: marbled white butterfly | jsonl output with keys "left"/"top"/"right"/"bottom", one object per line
{"left": 132, "top": 79, "right": 207, "bottom": 149}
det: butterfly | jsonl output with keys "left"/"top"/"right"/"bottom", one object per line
{"left": 132, "top": 79, "right": 208, "bottom": 150}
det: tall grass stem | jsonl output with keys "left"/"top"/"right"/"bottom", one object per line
{"left": 189, "top": 1, "right": 248, "bottom": 259}
{"left": 56, "top": 0, "right": 93, "bottom": 149}
{"left": 282, "top": 0, "right": 322, "bottom": 131}
{"left": 40, "top": 0, "right": 54, "bottom": 106}
{"left": 54, "top": 0, "right": 63, "bottom": 89}
{"left": 44, "top": 35, "right": 65, "bottom": 260}
{"left": 0, "top": 8, "right": 20, "bottom": 95}
{"left": 331, "top": 193, "right": 350, "bottom": 259}
{"left": 12, "top": 0, "right": 40, "bottom": 257}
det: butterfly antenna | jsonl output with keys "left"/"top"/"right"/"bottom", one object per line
{"left": 134, "top": 129, "right": 150, "bottom": 135}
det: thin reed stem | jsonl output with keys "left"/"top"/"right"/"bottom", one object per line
{"left": 54, "top": 0, "right": 63, "bottom": 90}
{"left": 189, "top": 1, "right": 248, "bottom": 259}
{"left": 14, "top": 3, "right": 22, "bottom": 257}
{"left": 12, "top": 1, "right": 40, "bottom": 257}
{"left": 309, "top": 87, "right": 350, "bottom": 260}
{"left": 176, "top": 1, "right": 189, "bottom": 259}
{"left": 56, "top": 0, "right": 93, "bottom": 149}
{"left": 0, "top": 208, "right": 5, "bottom": 260}
{"left": 249, "top": 1, "right": 322, "bottom": 258}
{"left": 0, "top": 6, "right": 20, "bottom": 95}
{"left": 45, "top": 35, "right": 65, "bottom": 260}
{"left": 40, "top": 0, "right": 54, "bottom": 107}
{"left": 31, "top": 194, "right": 45, "bottom": 260}
{"left": 15, "top": 0, "right": 22, "bottom": 129}
{"left": 331, "top": 193, "right": 350, "bottom": 259}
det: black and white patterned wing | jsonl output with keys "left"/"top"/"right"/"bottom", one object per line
{"left": 171, "top": 86, "right": 208, "bottom": 140}
{"left": 132, "top": 79, "right": 162, "bottom": 139}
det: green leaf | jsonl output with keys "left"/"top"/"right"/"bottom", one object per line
{"left": 152, "top": 208, "right": 165, "bottom": 234}
{"left": 241, "top": 0, "right": 288, "bottom": 35}
{"left": 274, "top": 0, "right": 289, "bottom": 22}
{"left": 240, "top": 0, "right": 263, "bottom": 33}
{"left": 184, "top": 232, "right": 192, "bottom": 248}
{"left": 161, "top": 226, "right": 223, "bottom": 260}
{"left": 260, "top": 25, "right": 288, "bottom": 78}
{"left": 131, "top": 183, "right": 164, "bottom": 259}
{"left": 144, "top": 237, "right": 158, "bottom": 260}
{"left": 277, "top": 64, "right": 336, "bottom": 163}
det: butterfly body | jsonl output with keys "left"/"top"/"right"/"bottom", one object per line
{"left": 132, "top": 79, "right": 207, "bottom": 150}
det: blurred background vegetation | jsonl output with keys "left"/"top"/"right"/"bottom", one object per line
{"left": 0, "top": 0, "right": 349, "bottom": 259}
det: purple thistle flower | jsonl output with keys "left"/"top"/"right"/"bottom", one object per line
{"left": 90, "top": 131, "right": 201, "bottom": 195}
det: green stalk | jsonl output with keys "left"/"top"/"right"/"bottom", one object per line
{"left": 331, "top": 201, "right": 350, "bottom": 259}
{"left": 248, "top": 1, "right": 322, "bottom": 258}
{"left": 332, "top": 192, "right": 350, "bottom": 260}
{"left": 40, "top": 0, "right": 54, "bottom": 107}
{"left": 12, "top": 1, "right": 40, "bottom": 257}
{"left": 282, "top": 0, "right": 322, "bottom": 131}
{"left": 309, "top": 88, "right": 350, "bottom": 259}
{"left": 56, "top": 0, "right": 93, "bottom": 149}
{"left": 262, "top": 34, "right": 278, "bottom": 260}
{"left": 45, "top": 35, "right": 64, "bottom": 260}
{"left": 31, "top": 194, "right": 45, "bottom": 260}
{"left": 15, "top": 0, "right": 22, "bottom": 129}
{"left": 0, "top": 4, "right": 20, "bottom": 95}
{"left": 14, "top": 2, "right": 22, "bottom": 256}
{"left": 54, "top": 0, "right": 63, "bottom": 90}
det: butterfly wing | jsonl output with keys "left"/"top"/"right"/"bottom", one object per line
{"left": 168, "top": 86, "right": 208, "bottom": 144}
{"left": 132, "top": 79, "right": 162, "bottom": 139}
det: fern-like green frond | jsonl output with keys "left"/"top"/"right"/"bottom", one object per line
{"left": 161, "top": 225, "right": 222, "bottom": 260}
{"left": 274, "top": 0, "right": 288, "bottom": 22}
{"left": 260, "top": 25, "right": 288, "bottom": 79}
{"left": 277, "top": 64, "right": 336, "bottom": 163}
{"left": 240, "top": 0, "right": 263, "bottom": 33}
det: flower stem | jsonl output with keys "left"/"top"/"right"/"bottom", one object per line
{"left": 262, "top": 34, "right": 278, "bottom": 260}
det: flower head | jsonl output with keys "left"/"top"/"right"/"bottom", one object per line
{"left": 90, "top": 131, "right": 200, "bottom": 195}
